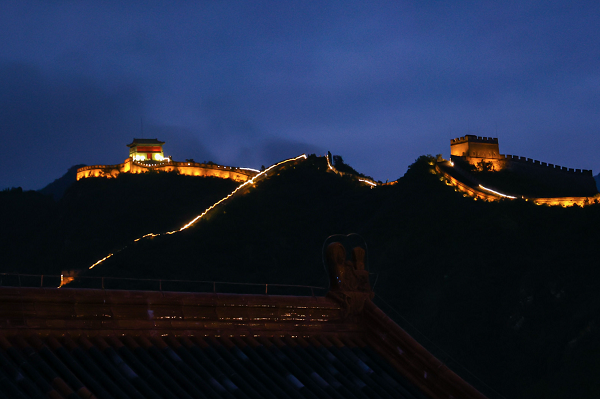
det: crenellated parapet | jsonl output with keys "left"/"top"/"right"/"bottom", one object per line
{"left": 435, "top": 161, "right": 600, "bottom": 207}
{"left": 450, "top": 135, "right": 500, "bottom": 160}
{"left": 450, "top": 135, "right": 498, "bottom": 145}
{"left": 447, "top": 134, "right": 597, "bottom": 200}
{"left": 450, "top": 135, "right": 593, "bottom": 176}
{"left": 77, "top": 158, "right": 259, "bottom": 182}
{"left": 77, "top": 138, "right": 261, "bottom": 183}
{"left": 500, "top": 155, "right": 592, "bottom": 176}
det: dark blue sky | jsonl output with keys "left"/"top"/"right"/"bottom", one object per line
{"left": 2, "top": 1, "right": 599, "bottom": 190}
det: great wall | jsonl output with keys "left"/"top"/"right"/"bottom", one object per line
{"left": 78, "top": 136, "right": 598, "bottom": 207}
{"left": 76, "top": 138, "right": 259, "bottom": 182}
{"left": 440, "top": 134, "right": 599, "bottom": 206}
{"left": 450, "top": 134, "right": 593, "bottom": 176}
{"left": 66, "top": 134, "right": 600, "bottom": 277}
{"left": 77, "top": 158, "right": 258, "bottom": 182}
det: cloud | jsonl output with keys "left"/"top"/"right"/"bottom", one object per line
{"left": 0, "top": 61, "right": 143, "bottom": 190}
{"left": 258, "top": 137, "right": 325, "bottom": 166}
{"left": 143, "top": 123, "right": 215, "bottom": 163}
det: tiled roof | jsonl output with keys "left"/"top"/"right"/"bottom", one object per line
{"left": 126, "top": 139, "right": 165, "bottom": 147}
{"left": 0, "top": 287, "right": 487, "bottom": 399}
{"left": 0, "top": 332, "right": 428, "bottom": 399}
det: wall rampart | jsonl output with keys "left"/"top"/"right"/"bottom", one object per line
{"left": 325, "top": 154, "right": 379, "bottom": 187}
{"left": 450, "top": 135, "right": 500, "bottom": 159}
{"left": 77, "top": 164, "right": 122, "bottom": 172}
{"left": 436, "top": 161, "right": 599, "bottom": 207}
{"left": 450, "top": 135, "right": 498, "bottom": 145}
{"left": 500, "top": 155, "right": 592, "bottom": 176}
{"left": 77, "top": 158, "right": 259, "bottom": 182}
{"left": 449, "top": 135, "right": 593, "bottom": 176}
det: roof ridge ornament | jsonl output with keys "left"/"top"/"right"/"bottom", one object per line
{"left": 324, "top": 234, "right": 374, "bottom": 319}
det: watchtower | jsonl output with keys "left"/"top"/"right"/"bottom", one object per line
{"left": 450, "top": 135, "right": 500, "bottom": 159}
{"left": 127, "top": 138, "right": 165, "bottom": 162}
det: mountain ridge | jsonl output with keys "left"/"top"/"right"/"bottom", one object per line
{"left": 2, "top": 155, "right": 600, "bottom": 398}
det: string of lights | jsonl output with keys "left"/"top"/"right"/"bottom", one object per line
{"left": 326, "top": 154, "right": 379, "bottom": 187}
{"left": 478, "top": 184, "right": 517, "bottom": 199}
{"left": 88, "top": 154, "right": 308, "bottom": 270}
{"left": 359, "top": 178, "right": 377, "bottom": 187}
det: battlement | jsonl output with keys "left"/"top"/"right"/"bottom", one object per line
{"left": 450, "top": 135, "right": 498, "bottom": 145}
{"left": 501, "top": 155, "right": 592, "bottom": 176}
{"left": 450, "top": 135, "right": 500, "bottom": 159}
{"left": 76, "top": 139, "right": 261, "bottom": 183}
{"left": 77, "top": 159, "right": 259, "bottom": 182}
{"left": 77, "top": 164, "right": 122, "bottom": 172}
{"left": 450, "top": 135, "right": 593, "bottom": 176}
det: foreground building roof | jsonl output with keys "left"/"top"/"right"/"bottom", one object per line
{"left": 0, "top": 244, "right": 488, "bottom": 399}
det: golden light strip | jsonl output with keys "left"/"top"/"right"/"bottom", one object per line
{"left": 326, "top": 154, "right": 335, "bottom": 170}
{"left": 478, "top": 184, "right": 517, "bottom": 199}
{"left": 89, "top": 253, "right": 115, "bottom": 270}
{"left": 170, "top": 154, "right": 307, "bottom": 233}
{"left": 358, "top": 178, "right": 377, "bottom": 187}
{"left": 326, "top": 154, "right": 378, "bottom": 187}
{"left": 88, "top": 154, "right": 308, "bottom": 270}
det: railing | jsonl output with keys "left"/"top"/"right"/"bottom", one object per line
{"left": 77, "top": 164, "right": 122, "bottom": 172}
{"left": 130, "top": 160, "right": 259, "bottom": 175}
{"left": 0, "top": 273, "right": 326, "bottom": 296}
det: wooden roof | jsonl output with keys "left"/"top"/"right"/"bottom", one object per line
{"left": 0, "top": 286, "right": 488, "bottom": 399}
{"left": 127, "top": 139, "right": 165, "bottom": 148}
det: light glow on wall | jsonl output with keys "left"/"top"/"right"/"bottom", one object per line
{"left": 326, "top": 153, "right": 379, "bottom": 187}
{"left": 89, "top": 253, "right": 115, "bottom": 270}
{"left": 478, "top": 184, "right": 517, "bottom": 199}
{"left": 88, "top": 154, "right": 308, "bottom": 270}
{"left": 58, "top": 274, "right": 75, "bottom": 288}
{"left": 326, "top": 154, "right": 334, "bottom": 171}
{"left": 171, "top": 154, "right": 308, "bottom": 233}
{"left": 359, "top": 179, "right": 377, "bottom": 187}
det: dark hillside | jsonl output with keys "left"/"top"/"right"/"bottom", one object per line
{"left": 84, "top": 156, "right": 600, "bottom": 399}
{"left": 0, "top": 187, "right": 55, "bottom": 274}
{"left": 86, "top": 156, "right": 381, "bottom": 286}
{"left": 38, "top": 164, "right": 85, "bottom": 200}
{"left": 0, "top": 173, "right": 239, "bottom": 274}
{"left": 364, "top": 158, "right": 600, "bottom": 398}
{"left": 3, "top": 155, "right": 600, "bottom": 398}
{"left": 452, "top": 157, "right": 598, "bottom": 198}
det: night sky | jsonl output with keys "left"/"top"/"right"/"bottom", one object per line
{"left": 2, "top": 1, "right": 599, "bottom": 190}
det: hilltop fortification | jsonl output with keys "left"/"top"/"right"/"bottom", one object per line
{"left": 447, "top": 134, "right": 598, "bottom": 201}
{"left": 77, "top": 139, "right": 259, "bottom": 182}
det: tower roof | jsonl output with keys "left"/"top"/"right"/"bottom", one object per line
{"left": 127, "top": 138, "right": 165, "bottom": 147}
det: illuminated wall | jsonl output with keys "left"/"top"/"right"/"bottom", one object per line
{"left": 451, "top": 135, "right": 500, "bottom": 158}
{"left": 77, "top": 158, "right": 258, "bottom": 182}
{"left": 435, "top": 161, "right": 599, "bottom": 207}
{"left": 450, "top": 135, "right": 596, "bottom": 196}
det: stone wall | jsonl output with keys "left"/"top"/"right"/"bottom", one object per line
{"left": 77, "top": 158, "right": 259, "bottom": 182}
{"left": 450, "top": 135, "right": 597, "bottom": 197}
{"left": 450, "top": 135, "right": 500, "bottom": 159}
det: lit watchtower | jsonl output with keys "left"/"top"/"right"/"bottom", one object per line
{"left": 450, "top": 135, "right": 499, "bottom": 159}
{"left": 127, "top": 138, "right": 165, "bottom": 162}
